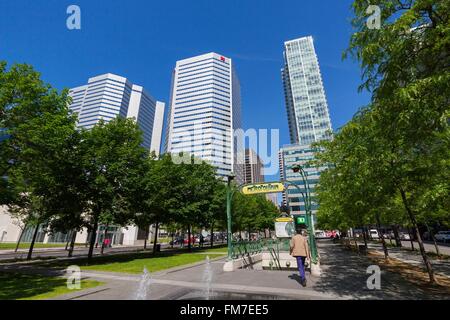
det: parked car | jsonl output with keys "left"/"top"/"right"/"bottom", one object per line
{"left": 369, "top": 229, "right": 380, "bottom": 240}
{"left": 183, "top": 236, "right": 197, "bottom": 245}
{"left": 315, "top": 230, "right": 328, "bottom": 239}
{"left": 435, "top": 231, "right": 450, "bottom": 243}
{"left": 169, "top": 236, "right": 183, "bottom": 246}
{"left": 399, "top": 233, "right": 411, "bottom": 240}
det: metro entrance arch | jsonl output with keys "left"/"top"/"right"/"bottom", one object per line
{"left": 226, "top": 174, "right": 320, "bottom": 274}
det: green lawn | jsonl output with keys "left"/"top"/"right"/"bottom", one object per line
{"left": 82, "top": 252, "right": 224, "bottom": 274}
{"left": 0, "top": 272, "right": 102, "bottom": 300}
{"left": 37, "top": 247, "right": 226, "bottom": 274}
{"left": 0, "top": 243, "right": 83, "bottom": 250}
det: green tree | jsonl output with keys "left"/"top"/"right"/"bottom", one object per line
{"left": 81, "top": 117, "right": 147, "bottom": 261}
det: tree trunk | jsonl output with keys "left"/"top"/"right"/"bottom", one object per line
{"left": 152, "top": 222, "right": 159, "bottom": 254}
{"left": 101, "top": 224, "right": 108, "bottom": 255}
{"left": 88, "top": 218, "right": 99, "bottom": 262}
{"left": 65, "top": 235, "right": 70, "bottom": 251}
{"left": 14, "top": 224, "right": 26, "bottom": 252}
{"left": 425, "top": 223, "right": 441, "bottom": 258}
{"left": 68, "top": 230, "right": 77, "bottom": 258}
{"left": 393, "top": 225, "right": 402, "bottom": 247}
{"left": 352, "top": 231, "right": 358, "bottom": 250}
{"left": 144, "top": 226, "right": 149, "bottom": 250}
{"left": 210, "top": 222, "right": 214, "bottom": 248}
{"left": 408, "top": 227, "right": 415, "bottom": 251}
{"left": 376, "top": 214, "right": 389, "bottom": 259}
{"left": 171, "top": 232, "right": 174, "bottom": 249}
{"left": 400, "top": 188, "right": 435, "bottom": 283}
{"left": 27, "top": 224, "right": 40, "bottom": 261}
{"left": 362, "top": 227, "right": 368, "bottom": 248}
{"left": 187, "top": 225, "right": 192, "bottom": 252}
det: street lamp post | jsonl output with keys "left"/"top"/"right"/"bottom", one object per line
{"left": 291, "top": 164, "right": 320, "bottom": 275}
{"left": 226, "top": 173, "right": 235, "bottom": 260}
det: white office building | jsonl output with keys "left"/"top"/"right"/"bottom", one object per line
{"left": 69, "top": 73, "right": 165, "bottom": 153}
{"left": 166, "top": 53, "right": 244, "bottom": 184}
{"left": 0, "top": 74, "right": 167, "bottom": 246}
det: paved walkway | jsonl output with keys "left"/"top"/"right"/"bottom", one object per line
{"left": 366, "top": 242, "right": 450, "bottom": 279}
{"left": 2, "top": 241, "right": 449, "bottom": 300}
{"left": 10, "top": 241, "right": 444, "bottom": 300}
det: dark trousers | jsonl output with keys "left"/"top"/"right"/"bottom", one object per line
{"left": 296, "top": 256, "right": 306, "bottom": 280}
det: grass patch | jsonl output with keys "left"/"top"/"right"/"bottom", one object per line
{"left": 0, "top": 243, "right": 83, "bottom": 250}
{"left": 0, "top": 272, "right": 102, "bottom": 300}
{"left": 37, "top": 249, "right": 226, "bottom": 274}
{"left": 82, "top": 253, "right": 223, "bottom": 274}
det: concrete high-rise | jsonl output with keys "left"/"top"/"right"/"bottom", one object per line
{"left": 166, "top": 53, "right": 244, "bottom": 184}
{"left": 68, "top": 73, "right": 165, "bottom": 153}
{"left": 243, "top": 149, "right": 264, "bottom": 185}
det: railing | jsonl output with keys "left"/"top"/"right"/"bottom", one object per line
{"left": 230, "top": 240, "right": 265, "bottom": 260}
{"left": 230, "top": 238, "right": 292, "bottom": 260}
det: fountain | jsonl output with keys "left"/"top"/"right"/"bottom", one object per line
{"left": 201, "top": 256, "right": 213, "bottom": 300}
{"left": 135, "top": 267, "right": 152, "bottom": 300}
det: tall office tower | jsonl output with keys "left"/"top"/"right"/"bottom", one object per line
{"left": 243, "top": 149, "right": 264, "bottom": 185}
{"left": 166, "top": 53, "right": 244, "bottom": 184}
{"left": 280, "top": 37, "right": 333, "bottom": 225}
{"left": 69, "top": 73, "right": 165, "bottom": 152}
{"left": 282, "top": 36, "right": 332, "bottom": 145}
{"left": 67, "top": 73, "right": 167, "bottom": 246}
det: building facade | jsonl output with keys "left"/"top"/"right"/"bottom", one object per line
{"left": 280, "top": 37, "right": 333, "bottom": 225}
{"left": 282, "top": 36, "right": 332, "bottom": 145}
{"left": 165, "top": 53, "right": 244, "bottom": 184}
{"left": 243, "top": 149, "right": 264, "bottom": 185}
{"left": 67, "top": 73, "right": 166, "bottom": 246}
{"left": 69, "top": 73, "right": 165, "bottom": 152}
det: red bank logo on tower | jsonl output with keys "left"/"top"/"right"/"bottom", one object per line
{"left": 220, "top": 56, "right": 226, "bottom": 62}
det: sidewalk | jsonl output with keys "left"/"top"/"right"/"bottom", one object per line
{"left": 44, "top": 242, "right": 450, "bottom": 300}
{"left": 365, "top": 242, "right": 450, "bottom": 279}
{"left": 2, "top": 241, "right": 449, "bottom": 300}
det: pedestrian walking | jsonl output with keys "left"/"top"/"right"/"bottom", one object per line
{"left": 290, "top": 229, "right": 310, "bottom": 287}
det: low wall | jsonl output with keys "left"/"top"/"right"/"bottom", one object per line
{"left": 223, "top": 253, "right": 263, "bottom": 272}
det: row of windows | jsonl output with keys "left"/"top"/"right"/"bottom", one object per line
{"left": 176, "top": 86, "right": 230, "bottom": 100}
{"left": 178, "top": 59, "right": 230, "bottom": 74}
{"left": 175, "top": 91, "right": 230, "bottom": 103}
{"left": 173, "top": 120, "right": 231, "bottom": 132}
{"left": 176, "top": 82, "right": 230, "bottom": 95}
{"left": 178, "top": 67, "right": 229, "bottom": 81}
{"left": 175, "top": 95, "right": 230, "bottom": 108}
{"left": 178, "top": 57, "right": 229, "bottom": 72}
{"left": 176, "top": 75, "right": 229, "bottom": 89}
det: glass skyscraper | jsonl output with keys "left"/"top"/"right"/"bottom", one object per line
{"left": 280, "top": 36, "right": 333, "bottom": 224}
{"left": 282, "top": 36, "right": 332, "bottom": 145}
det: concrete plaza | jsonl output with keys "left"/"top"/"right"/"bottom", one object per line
{"left": 30, "top": 241, "right": 450, "bottom": 300}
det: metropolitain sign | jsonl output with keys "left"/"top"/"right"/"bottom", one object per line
{"left": 241, "top": 182, "right": 285, "bottom": 195}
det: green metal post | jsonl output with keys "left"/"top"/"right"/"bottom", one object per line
{"left": 226, "top": 174, "right": 234, "bottom": 260}
{"left": 288, "top": 166, "right": 319, "bottom": 264}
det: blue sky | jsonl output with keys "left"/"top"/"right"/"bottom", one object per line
{"left": 0, "top": 0, "right": 370, "bottom": 181}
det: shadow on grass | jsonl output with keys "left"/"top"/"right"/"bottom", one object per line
{"left": 0, "top": 272, "right": 68, "bottom": 300}
{"left": 36, "top": 247, "right": 226, "bottom": 271}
